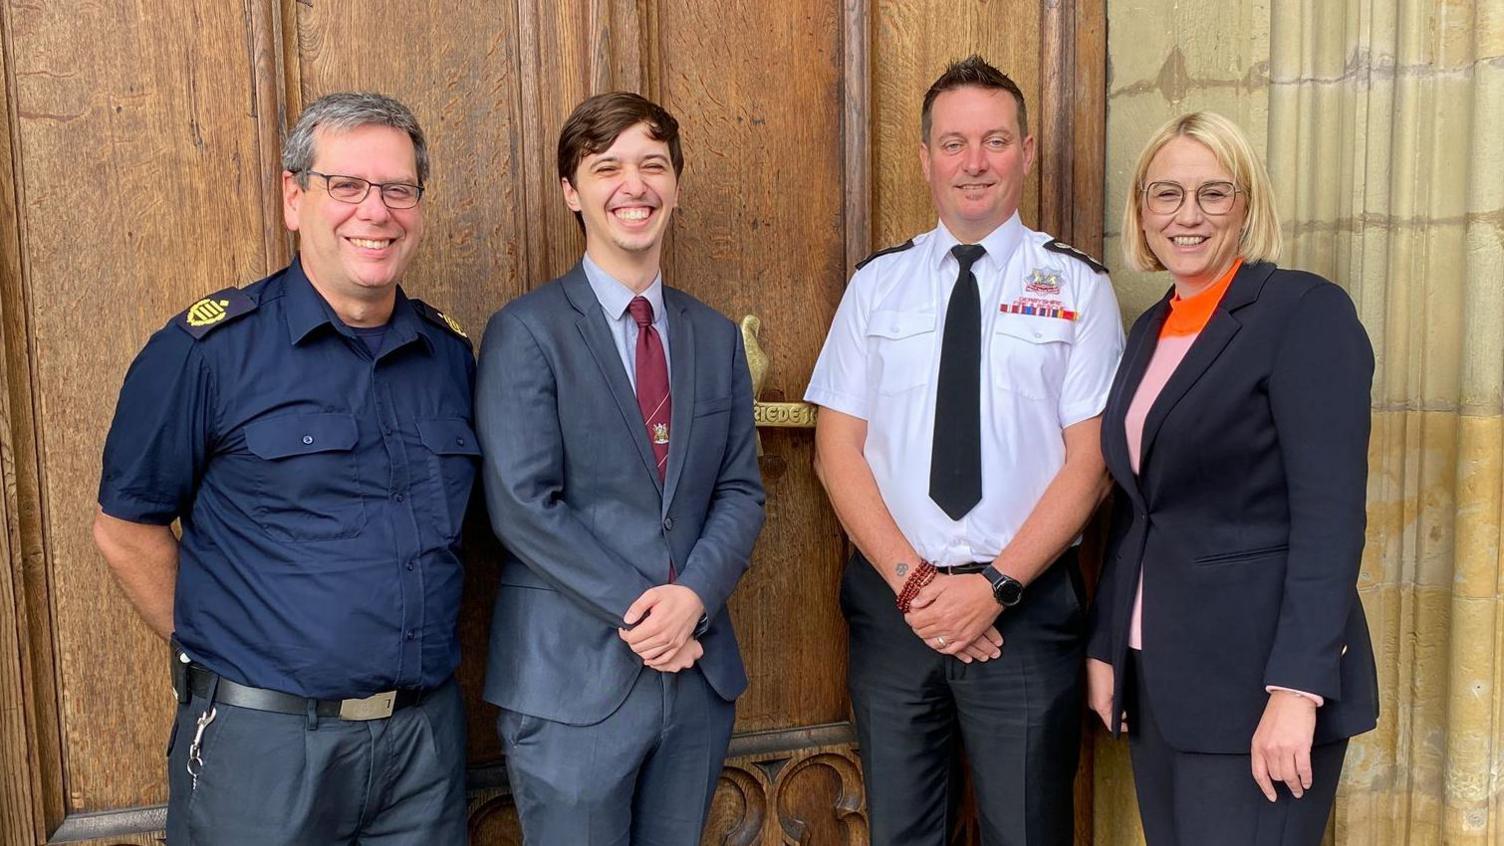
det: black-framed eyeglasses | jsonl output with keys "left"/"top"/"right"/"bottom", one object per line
{"left": 1142, "top": 180, "right": 1242, "bottom": 215}
{"left": 305, "top": 171, "right": 425, "bottom": 209}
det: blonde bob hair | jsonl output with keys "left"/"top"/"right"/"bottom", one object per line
{"left": 1121, "top": 111, "right": 1282, "bottom": 273}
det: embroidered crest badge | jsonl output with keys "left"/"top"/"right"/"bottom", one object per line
{"left": 1025, "top": 269, "right": 1062, "bottom": 294}
{"left": 652, "top": 422, "right": 670, "bottom": 445}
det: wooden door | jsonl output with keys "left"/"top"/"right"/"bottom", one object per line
{"left": 0, "top": 1, "right": 1104, "bottom": 843}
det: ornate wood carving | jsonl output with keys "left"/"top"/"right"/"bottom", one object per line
{"left": 704, "top": 724, "right": 867, "bottom": 846}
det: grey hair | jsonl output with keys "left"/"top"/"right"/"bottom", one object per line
{"left": 282, "top": 92, "right": 429, "bottom": 187}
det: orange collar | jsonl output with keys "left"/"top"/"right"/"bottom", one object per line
{"left": 1160, "top": 259, "right": 1243, "bottom": 338}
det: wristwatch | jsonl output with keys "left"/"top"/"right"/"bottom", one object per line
{"left": 980, "top": 565, "right": 1024, "bottom": 607}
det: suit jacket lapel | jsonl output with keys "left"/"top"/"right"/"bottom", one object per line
{"left": 661, "top": 289, "right": 695, "bottom": 512}
{"left": 1138, "top": 261, "right": 1274, "bottom": 472}
{"left": 562, "top": 267, "right": 664, "bottom": 493}
{"left": 1106, "top": 294, "right": 1170, "bottom": 510}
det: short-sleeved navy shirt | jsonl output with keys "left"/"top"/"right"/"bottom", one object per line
{"left": 99, "top": 258, "right": 479, "bottom": 699}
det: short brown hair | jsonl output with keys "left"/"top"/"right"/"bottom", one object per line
{"left": 921, "top": 55, "right": 1028, "bottom": 142}
{"left": 557, "top": 91, "right": 683, "bottom": 186}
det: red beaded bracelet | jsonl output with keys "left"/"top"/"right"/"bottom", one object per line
{"left": 895, "top": 561, "right": 938, "bottom": 614}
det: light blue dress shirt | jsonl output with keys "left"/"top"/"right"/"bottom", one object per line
{"left": 582, "top": 253, "right": 672, "bottom": 391}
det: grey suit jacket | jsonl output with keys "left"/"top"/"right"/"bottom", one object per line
{"left": 476, "top": 264, "right": 765, "bottom": 725}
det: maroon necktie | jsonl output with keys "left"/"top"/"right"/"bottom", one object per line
{"left": 628, "top": 297, "right": 671, "bottom": 481}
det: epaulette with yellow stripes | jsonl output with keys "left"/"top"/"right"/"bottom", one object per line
{"left": 175, "top": 287, "right": 258, "bottom": 340}
{"left": 411, "top": 299, "right": 471, "bottom": 348}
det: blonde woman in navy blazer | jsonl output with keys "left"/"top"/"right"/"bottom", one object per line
{"left": 1085, "top": 112, "right": 1378, "bottom": 845}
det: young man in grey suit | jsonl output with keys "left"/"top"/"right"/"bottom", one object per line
{"left": 476, "top": 91, "right": 766, "bottom": 844}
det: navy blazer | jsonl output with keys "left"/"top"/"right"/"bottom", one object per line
{"left": 1086, "top": 261, "right": 1379, "bottom": 753}
{"left": 476, "top": 264, "right": 766, "bottom": 725}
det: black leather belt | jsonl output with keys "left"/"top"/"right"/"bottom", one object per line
{"left": 187, "top": 664, "right": 426, "bottom": 721}
{"left": 934, "top": 562, "right": 988, "bottom": 575}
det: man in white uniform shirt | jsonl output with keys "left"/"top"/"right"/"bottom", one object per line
{"left": 806, "top": 56, "right": 1124, "bottom": 845}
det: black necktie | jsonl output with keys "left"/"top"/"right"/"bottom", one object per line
{"left": 930, "top": 243, "right": 986, "bottom": 520}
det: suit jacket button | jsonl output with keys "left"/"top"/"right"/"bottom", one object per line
{"left": 663, "top": 516, "right": 674, "bottom": 531}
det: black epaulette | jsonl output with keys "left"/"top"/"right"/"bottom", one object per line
{"left": 1044, "top": 239, "right": 1108, "bottom": 275}
{"left": 855, "top": 239, "right": 916, "bottom": 270}
{"left": 411, "top": 299, "right": 471, "bottom": 347}
{"left": 175, "top": 287, "right": 258, "bottom": 340}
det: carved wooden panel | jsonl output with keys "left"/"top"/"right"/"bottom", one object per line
{"left": 0, "top": 5, "right": 57, "bottom": 841}
{"left": 5, "top": 0, "right": 274, "bottom": 817}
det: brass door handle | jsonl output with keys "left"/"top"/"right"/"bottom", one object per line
{"left": 741, "top": 315, "right": 818, "bottom": 430}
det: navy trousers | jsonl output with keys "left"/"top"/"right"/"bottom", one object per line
{"left": 165, "top": 677, "right": 467, "bottom": 845}
{"left": 1125, "top": 650, "right": 1348, "bottom": 846}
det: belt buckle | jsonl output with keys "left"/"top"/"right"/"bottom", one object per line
{"left": 339, "top": 690, "right": 396, "bottom": 721}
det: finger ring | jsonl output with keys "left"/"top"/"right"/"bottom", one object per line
{"left": 937, "top": 636, "right": 947, "bottom": 647}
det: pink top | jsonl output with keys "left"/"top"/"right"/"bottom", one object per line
{"left": 1124, "top": 335, "right": 1196, "bottom": 650}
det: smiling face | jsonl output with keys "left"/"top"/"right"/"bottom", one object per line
{"left": 1139, "top": 136, "right": 1247, "bottom": 290}
{"left": 920, "top": 85, "right": 1035, "bottom": 243}
{"left": 282, "top": 123, "right": 424, "bottom": 304}
{"left": 562, "top": 122, "right": 679, "bottom": 274}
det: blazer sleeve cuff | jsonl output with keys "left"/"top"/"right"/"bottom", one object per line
{"left": 1266, "top": 685, "right": 1325, "bottom": 708}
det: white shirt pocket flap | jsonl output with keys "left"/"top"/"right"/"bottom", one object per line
{"left": 993, "top": 313, "right": 1075, "bottom": 345}
{"left": 866, "top": 310, "right": 937, "bottom": 340}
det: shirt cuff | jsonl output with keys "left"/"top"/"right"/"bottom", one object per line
{"left": 97, "top": 492, "right": 179, "bottom": 526}
{"left": 803, "top": 387, "right": 868, "bottom": 421}
{"left": 1266, "top": 685, "right": 1325, "bottom": 708}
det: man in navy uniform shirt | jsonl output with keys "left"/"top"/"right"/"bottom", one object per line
{"left": 94, "top": 92, "right": 478, "bottom": 845}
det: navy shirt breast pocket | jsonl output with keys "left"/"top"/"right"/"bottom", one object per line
{"left": 243, "top": 412, "right": 365, "bottom": 540}
{"left": 416, "top": 417, "right": 481, "bottom": 540}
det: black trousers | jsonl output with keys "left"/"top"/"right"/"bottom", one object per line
{"left": 165, "top": 676, "right": 467, "bottom": 845}
{"left": 842, "top": 549, "right": 1086, "bottom": 846}
{"left": 1125, "top": 651, "right": 1348, "bottom": 846}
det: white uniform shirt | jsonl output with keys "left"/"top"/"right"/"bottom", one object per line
{"left": 805, "top": 214, "right": 1124, "bottom": 566}
{"left": 582, "top": 253, "right": 672, "bottom": 390}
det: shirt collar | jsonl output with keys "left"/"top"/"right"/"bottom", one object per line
{"left": 930, "top": 212, "right": 1025, "bottom": 273}
{"left": 283, "top": 255, "right": 430, "bottom": 354}
{"left": 582, "top": 253, "right": 667, "bottom": 324}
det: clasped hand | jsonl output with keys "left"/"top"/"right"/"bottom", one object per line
{"left": 618, "top": 584, "right": 705, "bottom": 672}
{"left": 903, "top": 574, "right": 1003, "bottom": 663}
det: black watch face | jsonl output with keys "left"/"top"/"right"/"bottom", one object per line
{"left": 995, "top": 578, "right": 1023, "bottom": 606}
